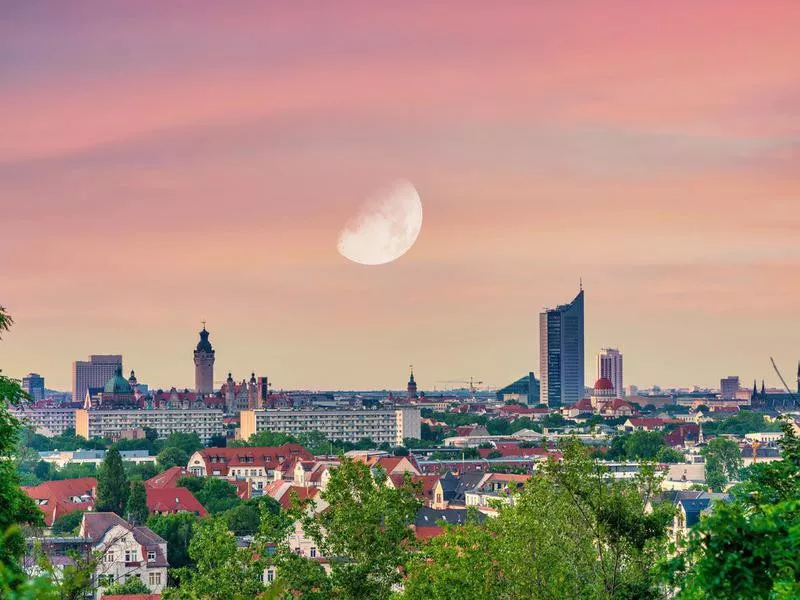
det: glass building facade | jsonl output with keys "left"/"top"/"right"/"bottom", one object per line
{"left": 539, "top": 290, "right": 584, "bottom": 406}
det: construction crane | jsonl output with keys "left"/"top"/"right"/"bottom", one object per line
{"left": 769, "top": 357, "right": 798, "bottom": 408}
{"left": 435, "top": 377, "right": 484, "bottom": 401}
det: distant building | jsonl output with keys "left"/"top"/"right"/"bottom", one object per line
{"left": 11, "top": 403, "right": 77, "bottom": 437}
{"left": 76, "top": 369, "right": 223, "bottom": 443}
{"left": 539, "top": 289, "right": 584, "bottom": 406}
{"left": 407, "top": 367, "right": 418, "bottom": 400}
{"left": 72, "top": 355, "right": 122, "bottom": 403}
{"left": 720, "top": 376, "right": 740, "bottom": 400}
{"left": 22, "top": 373, "right": 45, "bottom": 402}
{"left": 193, "top": 326, "right": 215, "bottom": 395}
{"left": 239, "top": 406, "right": 422, "bottom": 447}
{"left": 597, "top": 349, "right": 623, "bottom": 397}
{"left": 496, "top": 372, "right": 540, "bottom": 405}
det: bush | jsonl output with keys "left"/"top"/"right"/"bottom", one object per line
{"left": 51, "top": 510, "right": 85, "bottom": 535}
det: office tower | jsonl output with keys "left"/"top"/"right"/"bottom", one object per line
{"left": 72, "top": 355, "right": 123, "bottom": 403}
{"left": 22, "top": 373, "right": 45, "bottom": 401}
{"left": 720, "top": 376, "right": 740, "bottom": 400}
{"left": 193, "top": 326, "right": 215, "bottom": 394}
{"left": 597, "top": 349, "right": 623, "bottom": 397}
{"left": 539, "top": 289, "right": 584, "bottom": 406}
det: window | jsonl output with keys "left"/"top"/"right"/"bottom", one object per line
{"left": 266, "top": 569, "right": 275, "bottom": 583}
{"left": 149, "top": 572, "right": 162, "bottom": 586}
{"left": 148, "top": 550, "right": 156, "bottom": 562}
{"left": 104, "top": 550, "right": 115, "bottom": 563}
{"left": 310, "top": 547, "right": 317, "bottom": 558}
{"left": 124, "top": 549, "right": 138, "bottom": 562}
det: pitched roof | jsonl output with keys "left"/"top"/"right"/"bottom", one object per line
{"left": 23, "top": 477, "right": 97, "bottom": 526}
{"left": 146, "top": 487, "right": 208, "bottom": 517}
{"left": 145, "top": 467, "right": 192, "bottom": 489}
{"left": 626, "top": 418, "right": 678, "bottom": 429}
{"left": 194, "top": 444, "right": 314, "bottom": 470}
{"left": 81, "top": 513, "right": 169, "bottom": 567}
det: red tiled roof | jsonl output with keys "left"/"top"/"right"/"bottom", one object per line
{"left": 23, "top": 477, "right": 96, "bottom": 526}
{"left": 145, "top": 467, "right": 191, "bottom": 489}
{"left": 627, "top": 418, "right": 678, "bottom": 429}
{"left": 276, "top": 486, "right": 319, "bottom": 510}
{"left": 414, "top": 525, "right": 443, "bottom": 540}
{"left": 146, "top": 487, "right": 207, "bottom": 517}
{"left": 477, "top": 445, "right": 550, "bottom": 459}
{"left": 195, "top": 444, "right": 314, "bottom": 470}
{"left": 104, "top": 595, "right": 161, "bottom": 600}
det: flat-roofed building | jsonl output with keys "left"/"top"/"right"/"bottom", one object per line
{"left": 72, "top": 355, "right": 122, "bottom": 403}
{"left": 240, "top": 406, "right": 421, "bottom": 447}
{"left": 75, "top": 407, "right": 223, "bottom": 443}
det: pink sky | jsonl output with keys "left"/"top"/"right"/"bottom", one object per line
{"left": 1, "top": 1, "right": 798, "bottom": 392}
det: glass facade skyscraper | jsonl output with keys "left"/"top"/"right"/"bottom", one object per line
{"left": 539, "top": 290, "right": 584, "bottom": 406}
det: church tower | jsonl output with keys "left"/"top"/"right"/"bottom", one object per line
{"left": 193, "top": 325, "right": 215, "bottom": 395}
{"left": 407, "top": 366, "right": 418, "bottom": 400}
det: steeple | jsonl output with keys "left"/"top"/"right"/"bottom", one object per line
{"left": 407, "top": 365, "right": 418, "bottom": 400}
{"left": 761, "top": 380, "right": 766, "bottom": 396}
{"left": 193, "top": 324, "right": 215, "bottom": 395}
{"left": 753, "top": 379, "right": 758, "bottom": 399}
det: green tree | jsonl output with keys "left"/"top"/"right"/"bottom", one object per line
{"left": 246, "top": 430, "right": 298, "bottom": 447}
{"left": 165, "top": 516, "right": 265, "bottom": 600}
{"left": 223, "top": 502, "right": 262, "bottom": 536}
{"left": 301, "top": 458, "right": 422, "bottom": 599}
{"left": 208, "top": 433, "right": 227, "bottom": 448}
{"left": 161, "top": 431, "right": 203, "bottom": 455}
{"left": 51, "top": 510, "right": 85, "bottom": 536}
{"left": 656, "top": 446, "right": 684, "bottom": 463}
{"left": 127, "top": 480, "right": 149, "bottom": 525}
{"left": 404, "top": 522, "right": 505, "bottom": 599}
{"left": 0, "top": 306, "right": 47, "bottom": 580}
{"left": 102, "top": 576, "right": 150, "bottom": 595}
{"left": 157, "top": 446, "right": 189, "bottom": 470}
{"left": 702, "top": 437, "right": 742, "bottom": 492}
{"left": 193, "top": 477, "right": 241, "bottom": 514}
{"left": 147, "top": 512, "right": 197, "bottom": 569}
{"left": 623, "top": 430, "right": 666, "bottom": 460}
{"left": 95, "top": 447, "right": 129, "bottom": 515}
{"left": 662, "top": 421, "right": 800, "bottom": 598}
{"left": 34, "top": 460, "right": 55, "bottom": 481}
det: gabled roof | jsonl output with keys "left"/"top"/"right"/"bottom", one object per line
{"left": 23, "top": 477, "right": 97, "bottom": 526}
{"left": 81, "top": 513, "right": 168, "bottom": 566}
{"left": 194, "top": 444, "right": 314, "bottom": 470}
{"left": 414, "top": 506, "right": 485, "bottom": 527}
{"left": 145, "top": 467, "right": 192, "bottom": 489}
{"left": 146, "top": 487, "right": 207, "bottom": 517}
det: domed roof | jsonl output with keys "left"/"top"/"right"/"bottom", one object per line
{"left": 196, "top": 328, "right": 214, "bottom": 353}
{"left": 104, "top": 366, "right": 133, "bottom": 394}
{"left": 594, "top": 378, "right": 614, "bottom": 391}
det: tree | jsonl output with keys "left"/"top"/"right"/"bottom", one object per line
{"left": 301, "top": 458, "right": 422, "bottom": 599}
{"left": 127, "top": 480, "right": 149, "bottom": 525}
{"left": 51, "top": 510, "right": 85, "bottom": 535}
{"left": 246, "top": 430, "right": 298, "bottom": 447}
{"left": 223, "top": 503, "right": 261, "bottom": 536}
{"left": 165, "top": 516, "right": 265, "bottom": 600}
{"left": 102, "top": 576, "right": 150, "bottom": 595}
{"left": 623, "top": 430, "right": 666, "bottom": 460}
{"left": 157, "top": 446, "right": 189, "bottom": 470}
{"left": 34, "top": 460, "right": 55, "bottom": 481}
{"left": 662, "top": 421, "right": 800, "bottom": 598}
{"left": 656, "top": 446, "right": 684, "bottom": 463}
{"left": 161, "top": 431, "right": 203, "bottom": 455}
{"left": 0, "top": 306, "right": 46, "bottom": 578}
{"left": 702, "top": 437, "right": 742, "bottom": 492}
{"left": 95, "top": 447, "right": 129, "bottom": 515}
{"left": 392, "top": 446, "right": 410, "bottom": 456}
{"left": 193, "top": 477, "right": 241, "bottom": 514}
{"left": 143, "top": 426, "right": 159, "bottom": 441}
{"left": 147, "top": 512, "right": 197, "bottom": 569}
{"left": 404, "top": 522, "right": 505, "bottom": 599}
{"left": 486, "top": 450, "right": 503, "bottom": 459}
{"left": 208, "top": 433, "right": 227, "bottom": 448}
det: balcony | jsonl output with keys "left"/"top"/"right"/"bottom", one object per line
{"left": 124, "top": 561, "right": 141, "bottom": 567}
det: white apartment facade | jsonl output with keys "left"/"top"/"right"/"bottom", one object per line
{"left": 11, "top": 407, "right": 76, "bottom": 437}
{"left": 75, "top": 407, "right": 223, "bottom": 443}
{"left": 239, "top": 407, "right": 422, "bottom": 446}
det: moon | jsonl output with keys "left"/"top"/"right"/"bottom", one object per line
{"left": 337, "top": 180, "right": 423, "bottom": 266}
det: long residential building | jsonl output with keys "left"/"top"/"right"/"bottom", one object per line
{"left": 239, "top": 406, "right": 422, "bottom": 446}
{"left": 75, "top": 407, "right": 223, "bottom": 443}
{"left": 11, "top": 404, "right": 78, "bottom": 436}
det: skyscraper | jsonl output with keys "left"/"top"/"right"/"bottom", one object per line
{"left": 194, "top": 326, "right": 215, "bottom": 395}
{"left": 72, "top": 355, "right": 123, "bottom": 403}
{"left": 22, "top": 373, "right": 45, "bottom": 401}
{"left": 597, "top": 348, "right": 623, "bottom": 397}
{"left": 539, "top": 289, "right": 584, "bottom": 406}
{"left": 720, "top": 376, "right": 740, "bottom": 400}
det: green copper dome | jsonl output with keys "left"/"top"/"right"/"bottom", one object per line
{"left": 104, "top": 366, "right": 133, "bottom": 394}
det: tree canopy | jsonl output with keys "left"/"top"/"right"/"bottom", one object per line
{"left": 95, "top": 447, "right": 129, "bottom": 515}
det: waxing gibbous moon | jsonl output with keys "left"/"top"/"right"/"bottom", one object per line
{"left": 337, "top": 180, "right": 423, "bottom": 266}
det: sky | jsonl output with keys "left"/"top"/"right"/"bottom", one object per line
{"left": 1, "top": 1, "right": 798, "bottom": 393}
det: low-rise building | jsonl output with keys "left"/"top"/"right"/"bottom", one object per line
{"left": 239, "top": 406, "right": 421, "bottom": 447}
{"left": 80, "top": 512, "right": 168, "bottom": 596}
{"left": 38, "top": 449, "right": 155, "bottom": 469}
{"left": 23, "top": 477, "right": 96, "bottom": 526}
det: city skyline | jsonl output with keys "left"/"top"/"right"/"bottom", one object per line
{"left": 2, "top": 2, "right": 799, "bottom": 391}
